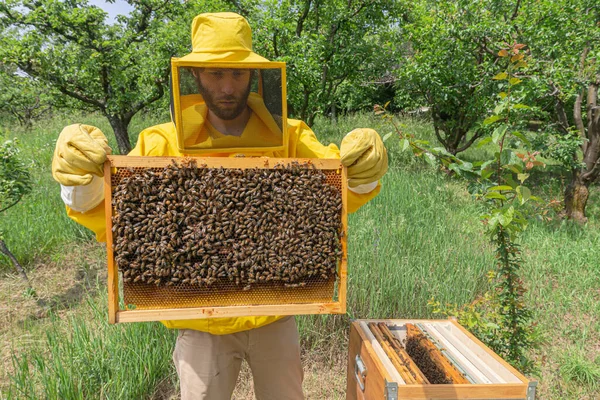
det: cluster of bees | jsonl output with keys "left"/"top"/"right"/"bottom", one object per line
{"left": 405, "top": 336, "right": 452, "bottom": 384}
{"left": 111, "top": 160, "right": 343, "bottom": 290}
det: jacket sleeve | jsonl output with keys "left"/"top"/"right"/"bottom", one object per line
{"left": 64, "top": 125, "right": 173, "bottom": 243}
{"left": 287, "top": 119, "right": 381, "bottom": 213}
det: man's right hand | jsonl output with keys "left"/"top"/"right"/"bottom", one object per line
{"left": 52, "top": 124, "right": 112, "bottom": 186}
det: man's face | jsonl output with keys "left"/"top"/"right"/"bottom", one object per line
{"left": 195, "top": 68, "right": 252, "bottom": 120}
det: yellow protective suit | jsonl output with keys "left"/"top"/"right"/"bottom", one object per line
{"left": 66, "top": 100, "right": 381, "bottom": 336}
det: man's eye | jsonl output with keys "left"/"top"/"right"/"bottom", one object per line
{"left": 210, "top": 72, "right": 223, "bottom": 78}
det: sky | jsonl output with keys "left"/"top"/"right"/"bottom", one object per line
{"left": 87, "top": 0, "right": 134, "bottom": 24}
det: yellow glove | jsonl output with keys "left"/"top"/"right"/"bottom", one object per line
{"left": 52, "top": 124, "right": 112, "bottom": 186}
{"left": 340, "top": 128, "right": 388, "bottom": 187}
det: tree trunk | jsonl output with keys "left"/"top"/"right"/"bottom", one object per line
{"left": 331, "top": 102, "right": 337, "bottom": 123}
{"left": 107, "top": 115, "right": 133, "bottom": 154}
{"left": 563, "top": 78, "right": 599, "bottom": 222}
{"left": 0, "top": 238, "right": 32, "bottom": 288}
{"left": 563, "top": 171, "right": 589, "bottom": 223}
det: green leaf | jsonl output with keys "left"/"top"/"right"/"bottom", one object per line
{"left": 506, "top": 164, "right": 523, "bottom": 174}
{"left": 493, "top": 72, "right": 508, "bottom": 80}
{"left": 448, "top": 163, "right": 461, "bottom": 174}
{"left": 485, "top": 192, "right": 507, "bottom": 200}
{"left": 509, "top": 77, "right": 522, "bottom": 86}
{"left": 513, "top": 103, "right": 530, "bottom": 109}
{"left": 499, "top": 206, "right": 514, "bottom": 226}
{"left": 500, "top": 149, "right": 513, "bottom": 165}
{"left": 432, "top": 147, "right": 453, "bottom": 157}
{"left": 498, "top": 92, "right": 508, "bottom": 99}
{"left": 511, "top": 131, "right": 531, "bottom": 146}
{"left": 492, "top": 125, "right": 508, "bottom": 144}
{"left": 382, "top": 132, "right": 393, "bottom": 142}
{"left": 504, "top": 174, "right": 518, "bottom": 188}
{"left": 517, "top": 173, "right": 529, "bottom": 183}
{"left": 400, "top": 138, "right": 410, "bottom": 152}
{"left": 477, "top": 137, "right": 492, "bottom": 148}
{"left": 459, "top": 161, "right": 473, "bottom": 171}
{"left": 481, "top": 169, "right": 494, "bottom": 180}
{"left": 517, "top": 186, "right": 531, "bottom": 205}
{"left": 494, "top": 103, "right": 507, "bottom": 115}
{"left": 488, "top": 214, "right": 500, "bottom": 231}
{"left": 489, "top": 185, "right": 513, "bottom": 191}
{"left": 424, "top": 153, "right": 437, "bottom": 167}
{"left": 484, "top": 115, "right": 502, "bottom": 125}
{"left": 515, "top": 61, "right": 528, "bottom": 68}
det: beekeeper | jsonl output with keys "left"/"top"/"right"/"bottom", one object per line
{"left": 51, "top": 12, "right": 388, "bottom": 400}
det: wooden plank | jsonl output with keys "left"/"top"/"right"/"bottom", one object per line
{"left": 377, "top": 323, "right": 430, "bottom": 384}
{"left": 338, "top": 165, "right": 348, "bottom": 312}
{"left": 368, "top": 323, "right": 423, "bottom": 384}
{"left": 396, "top": 383, "right": 528, "bottom": 399}
{"left": 107, "top": 155, "right": 342, "bottom": 170}
{"left": 406, "top": 323, "right": 470, "bottom": 384}
{"left": 358, "top": 321, "right": 405, "bottom": 384}
{"left": 423, "top": 322, "right": 501, "bottom": 383}
{"left": 346, "top": 322, "right": 393, "bottom": 400}
{"left": 116, "top": 301, "right": 344, "bottom": 323}
{"left": 104, "top": 161, "right": 118, "bottom": 324}
{"left": 448, "top": 319, "right": 527, "bottom": 383}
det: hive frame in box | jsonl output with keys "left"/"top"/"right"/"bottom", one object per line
{"left": 104, "top": 155, "right": 348, "bottom": 324}
{"left": 347, "top": 319, "right": 537, "bottom": 400}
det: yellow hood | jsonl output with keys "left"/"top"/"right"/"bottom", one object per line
{"left": 178, "top": 12, "right": 269, "bottom": 64}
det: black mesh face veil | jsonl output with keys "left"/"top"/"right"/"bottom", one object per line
{"left": 258, "top": 69, "right": 283, "bottom": 131}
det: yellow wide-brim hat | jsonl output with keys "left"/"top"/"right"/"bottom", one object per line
{"left": 178, "top": 12, "right": 269, "bottom": 64}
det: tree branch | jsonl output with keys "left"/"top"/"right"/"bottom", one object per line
{"left": 511, "top": 0, "right": 522, "bottom": 21}
{"left": 296, "top": 0, "right": 312, "bottom": 37}
{"left": 272, "top": 28, "right": 280, "bottom": 58}
{"left": 0, "top": 197, "right": 22, "bottom": 214}
{"left": 0, "top": 238, "right": 31, "bottom": 288}
{"left": 456, "top": 130, "right": 484, "bottom": 153}
{"left": 574, "top": 89, "right": 586, "bottom": 136}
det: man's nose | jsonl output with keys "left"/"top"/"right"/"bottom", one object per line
{"left": 221, "top": 77, "right": 236, "bottom": 95}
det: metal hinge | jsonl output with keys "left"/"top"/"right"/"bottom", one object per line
{"left": 384, "top": 380, "right": 398, "bottom": 400}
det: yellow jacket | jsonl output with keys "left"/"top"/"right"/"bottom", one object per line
{"left": 67, "top": 105, "right": 381, "bottom": 335}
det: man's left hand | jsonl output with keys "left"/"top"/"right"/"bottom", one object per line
{"left": 340, "top": 128, "right": 388, "bottom": 188}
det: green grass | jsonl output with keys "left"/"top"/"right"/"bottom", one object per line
{"left": 6, "top": 291, "right": 177, "bottom": 399}
{"left": 1, "top": 112, "right": 599, "bottom": 399}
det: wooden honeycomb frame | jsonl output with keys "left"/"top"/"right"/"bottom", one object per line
{"left": 104, "top": 155, "right": 348, "bottom": 324}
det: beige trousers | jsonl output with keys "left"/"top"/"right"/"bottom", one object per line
{"left": 173, "top": 316, "right": 304, "bottom": 400}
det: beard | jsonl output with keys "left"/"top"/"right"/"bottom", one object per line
{"left": 197, "top": 80, "right": 252, "bottom": 121}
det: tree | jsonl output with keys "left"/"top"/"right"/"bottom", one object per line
{"left": 395, "top": 0, "right": 518, "bottom": 155}
{"left": 0, "top": 0, "right": 195, "bottom": 154}
{"left": 251, "top": 0, "right": 403, "bottom": 126}
{"left": 518, "top": 0, "right": 600, "bottom": 222}
{"left": 0, "top": 136, "right": 32, "bottom": 287}
{"left": 0, "top": 62, "right": 54, "bottom": 127}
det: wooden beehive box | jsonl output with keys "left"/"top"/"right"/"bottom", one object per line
{"left": 103, "top": 155, "right": 347, "bottom": 324}
{"left": 347, "top": 319, "right": 537, "bottom": 400}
